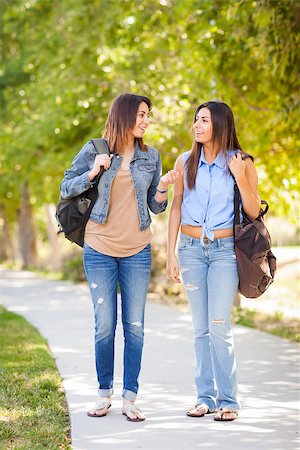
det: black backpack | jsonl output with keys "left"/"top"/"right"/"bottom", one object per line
{"left": 55, "top": 138, "right": 110, "bottom": 247}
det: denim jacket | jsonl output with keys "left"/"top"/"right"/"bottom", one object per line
{"left": 60, "top": 139, "right": 168, "bottom": 230}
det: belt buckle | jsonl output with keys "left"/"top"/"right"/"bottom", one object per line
{"left": 203, "top": 236, "right": 211, "bottom": 244}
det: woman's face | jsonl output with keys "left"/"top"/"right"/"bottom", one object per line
{"left": 193, "top": 107, "right": 213, "bottom": 145}
{"left": 130, "top": 102, "right": 150, "bottom": 139}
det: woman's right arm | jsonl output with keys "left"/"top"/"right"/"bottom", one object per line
{"left": 60, "top": 142, "right": 112, "bottom": 199}
{"left": 167, "top": 155, "right": 184, "bottom": 283}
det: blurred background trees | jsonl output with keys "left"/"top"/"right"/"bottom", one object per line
{"left": 1, "top": 0, "right": 299, "bottom": 269}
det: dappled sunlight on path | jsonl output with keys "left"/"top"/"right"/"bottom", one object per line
{"left": 0, "top": 267, "right": 299, "bottom": 450}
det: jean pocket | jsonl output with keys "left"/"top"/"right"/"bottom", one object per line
{"left": 178, "top": 237, "right": 189, "bottom": 250}
{"left": 83, "top": 242, "right": 96, "bottom": 253}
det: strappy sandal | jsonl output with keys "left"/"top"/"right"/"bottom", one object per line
{"left": 87, "top": 399, "right": 111, "bottom": 417}
{"left": 214, "top": 408, "right": 238, "bottom": 422}
{"left": 186, "top": 403, "right": 211, "bottom": 417}
{"left": 122, "top": 404, "right": 145, "bottom": 422}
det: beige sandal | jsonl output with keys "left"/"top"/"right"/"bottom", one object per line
{"left": 122, "top": 404, "right": 145, "bottom": 422}
{"left": 214, "top": 408, "right": 238, "bottom": 422}
{"left": 87, "top": 399, "right": 111, "bottom": 417}
{"left": 186, "top": 403, "right": 210, "bottom": 417}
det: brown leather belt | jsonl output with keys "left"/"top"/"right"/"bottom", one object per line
{"left": 181, "top": 225, "right": 233, "bottom": 241}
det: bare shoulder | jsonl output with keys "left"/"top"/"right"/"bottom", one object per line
{"left": 244, "top": 155, "right": 258, "bottom": 176}
{"left": 174, "top": 154, "right": 184, "bottom": 172}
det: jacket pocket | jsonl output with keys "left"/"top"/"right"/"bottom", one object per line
{"left": 138, "top": 163, "right": 156, "bottom": 172}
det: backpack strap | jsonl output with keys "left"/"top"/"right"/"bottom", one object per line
{"left": 233, "top": 182, "right": 241, "bottom": 231}
{"left": 237, "top": 150, "right": 254, "bottom": 162}
{"left": 89, "top": 138, "right": 111, "bottom": 184}
{"left": 231, "top": 152, "right": 253, "bottom": 231}
{"left": 90, "top": 138, "right": 110, "bottom": 156}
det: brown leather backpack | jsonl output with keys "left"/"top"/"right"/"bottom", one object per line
{"left": 233, "top": 177, "right": 277, "bottom": 298}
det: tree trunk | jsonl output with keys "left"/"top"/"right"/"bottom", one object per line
{"left": 18, "top": 181, "right": 37, "bottom": 268}
{"left": 45, "top": 203, "right": 62, "bottom": 270}
{"left": 0, "top": 206, "right": 14, "bottom": 261}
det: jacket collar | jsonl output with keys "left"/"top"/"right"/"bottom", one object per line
{"left": 132, "top": 139, "right": 152, "bottom": 160}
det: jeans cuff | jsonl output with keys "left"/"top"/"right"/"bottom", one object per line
{"left": 218, "top": 402, "right": 240, "bottom": 411}
{"left": 98, "top": 388, "right": 113, "bottom": 398}
{"left": 197, "top": 399, "right": 216, "bottom": 412}
{"left": 122, "top": 389, "right": 137, "bottom": 401}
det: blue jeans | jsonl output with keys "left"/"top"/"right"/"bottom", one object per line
{"left": 178, "top": 233, "right": 240, "bottom": 411}
{"left": 83, "top": 243, "right": 151, "bottom": 401}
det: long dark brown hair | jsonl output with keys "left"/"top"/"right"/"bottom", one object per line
{"left": 185, "top": 101, "right": 243, "bottom": 189}
{"left": 103, "top": 93, "right": 152, "bottom": 153}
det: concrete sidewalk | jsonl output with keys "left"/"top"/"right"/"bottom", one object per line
{"left": 0, "top": 267, "right": 299, "bottom": 450}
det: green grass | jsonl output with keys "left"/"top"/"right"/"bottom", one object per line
{"left": 149, "top": 292, "right": 300, "bottom": 343}
{"left": 0, "top": 306, "right": 71, "bottom": 450}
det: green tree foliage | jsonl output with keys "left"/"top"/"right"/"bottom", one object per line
{"left": 0, "top": 0, "right": 299, "bottom": 226}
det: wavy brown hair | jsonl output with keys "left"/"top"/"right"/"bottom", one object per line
{"left": 185, "top": 101, "right": 243, "bottom": 189}
{"left": 103, "top": 93, "right": 152, "bottom": 153}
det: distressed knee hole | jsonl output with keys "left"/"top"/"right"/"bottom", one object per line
{"left": 132, "top": 321, "right": 142, "bottom": 327}
{"left": 185, "top": 283, "right": 199, "bottom": 291}
{"left": 212, "top": 319, "right": 225, "bottom": 325}
{"left": 97, "top": 297, "right": 105, "bottom": 304}
{"left": 91, "top": 282, "right": 97, "bottom": 289}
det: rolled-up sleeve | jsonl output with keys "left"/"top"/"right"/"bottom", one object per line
{"left": 147, "top": 152, "right": 168, "bottom": 214}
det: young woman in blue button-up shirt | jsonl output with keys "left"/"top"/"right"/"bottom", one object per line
{"left": 61, "top": 93, "right": 178, "bottom": 422}
{"left": 167, "top": 101, "right": 261, "bottom": 421}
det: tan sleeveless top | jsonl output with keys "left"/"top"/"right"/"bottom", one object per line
{"left": 84, "top": 169, "right": 152, "bottom": 257}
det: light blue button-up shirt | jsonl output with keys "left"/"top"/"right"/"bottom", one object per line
{"left": 181, "top": 148, "right": 237, "bottom": 246}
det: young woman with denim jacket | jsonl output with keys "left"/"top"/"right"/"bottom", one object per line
{"left": 167, "top": 101, "right": 261, "bottom": 422}
{"left": 61, "top": 93, "right": 178, "bottom": 421}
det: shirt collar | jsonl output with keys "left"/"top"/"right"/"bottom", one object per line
{"left": 198, "top": 147, "right": 226, "bottom": 170}
{"left": 198, "top": 147, "right": 207, "bottom": 167}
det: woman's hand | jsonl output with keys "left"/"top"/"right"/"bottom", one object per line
{"left": 228, "top": 153, "right": 246, "bottom": 181}
{"left": 89, "top": 154, "right": 113, "bottom": 180}
{"left": 167, "top": 254, "right": 181, "bottom": 283}
{"left": 159, "top": 169, "right": 180, "bottom": 189}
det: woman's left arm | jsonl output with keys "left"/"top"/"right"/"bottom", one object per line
{"left": 147, "top": 152, "right": 179, "bottom": 214}
{"left": 228, "top": 153, "right": 261, "bottom": 220}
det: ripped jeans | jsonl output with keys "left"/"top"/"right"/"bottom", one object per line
{"left": 83, "top": 243, "right": 151, "bottom": 401}
{"left": 178, "top": 233, "right": 240, "bottom": 411}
